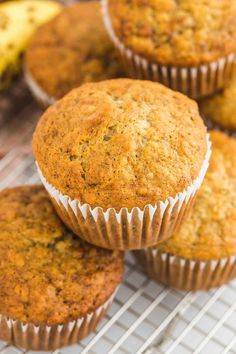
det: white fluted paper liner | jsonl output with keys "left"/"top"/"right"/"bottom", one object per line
{"left": 102, "top": 0, "right": 236, "bottom": 99}
{"left": 134, "top": 248, "right": 236, "bottom": 291}
{"left": 24, "top": 65, "right": 56, "bottom": 108}
{"left": 36, "top": 134, "right": 211, "bottom": 250}
{"left": 0, "top": 289, "right": 117, "bottom": 351}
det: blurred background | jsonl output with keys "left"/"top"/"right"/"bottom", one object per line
{"left": 0, "top": 0, "right": 80, "bottom": 159}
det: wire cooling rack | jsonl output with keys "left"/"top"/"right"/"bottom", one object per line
{"left": 0, "top": 80, "right": 236, "bottom": 354}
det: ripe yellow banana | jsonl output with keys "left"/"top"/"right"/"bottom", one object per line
{"left": 0, "top": 0, "right": 62, "bottom": 90}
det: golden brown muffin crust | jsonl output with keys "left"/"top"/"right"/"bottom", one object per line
{"left": 26, "top": 1, "right": 125, "bottom": 99}
{"left": 107, "top": 0, "right": 236, "bottom": 66}
{"left": 200, "top": 79, "right": 236, "bottom": 132}
{"left": 0, "top": 185, "right": 123, "bottom": 325}
{"left": 33, "top": 79, "right": 207, "bottom": 211}
{"left": 157, "top": 131, "right": 236, "bottom": 261}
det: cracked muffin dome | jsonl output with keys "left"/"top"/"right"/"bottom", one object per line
{"left": 33, "top": 79, "right": 208, "bottom": 211}
{"left": 0, "top": 185, "right": 123, "bottom": 325}
{"left": 157, "top": 131, "right": 236, "bottom": 261}
{"left": 25, "top": 1, "right": 125, "bottom": 101}
{"left": 200, "top": 79, "right": 236, "bottom": 132}
{"left": 106, "top": 0, "right": 236, "bottom": 66}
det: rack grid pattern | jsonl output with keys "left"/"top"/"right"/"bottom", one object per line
{"left": 0, "top": 85, "right": 236, "bottom": 354}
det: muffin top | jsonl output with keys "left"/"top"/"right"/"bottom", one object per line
{"left": 157, "top": 131, "right": 236, "bottom": 261}
{"left": 33, "top": 79, "right": 207, "bottom": 211}
{"left": 0, "top": 185, "right": 123, "bottom": 325}
{"left": 107, "top": 0, "right": 236, "bottom": 66}
{"left": 200, "top": 79, "right": 236, "bottom": 132}
{"left": 25, "top": 1, "right": 124, "bottom": 100}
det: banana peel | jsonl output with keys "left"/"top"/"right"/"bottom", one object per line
{"left": 0, "top": 0, "right": 62, "bottom": 91}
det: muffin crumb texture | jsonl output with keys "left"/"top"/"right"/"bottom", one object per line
{"left": 33, "top": 79, "right": 207, "bottom": 211}
{"left": 108, "top": 0, "right": 236, "bottom": 66}
{"left": 157, "top": 131, "right": 236, "bottom": 261}
{"left": 26, "top": 1, "right": 124, "bottom": 99}
{"left": 200, "top": 79, "right": 236, "bottom": 132}
{"left": 0, "top": 185, "right": 123, "bottom": 325}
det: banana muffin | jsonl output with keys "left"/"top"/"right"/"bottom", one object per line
{"left": 0, "top": 0, "right": 62, "bottom": 91}
{"left": 103, "top": 0, "right": 236, "bottom": 98}
{"left": 33, "top": 78, "right": 211, "bottom": 250}
{"left": 25, "top": 1, "right": 125, "bottom": 107}
{"left": 135, "top": 131, "right": 236, "bottom": 290}
{"left": 200, "top": 79, "right": 236, "bottom": 133}
{"left": 0, "top": 185, "right": 123, "bottom": 350}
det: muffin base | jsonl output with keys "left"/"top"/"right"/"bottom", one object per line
{"left": 36, "top": 134, "right": 211, "bottom": 250}
{"left": 24, "top": 66, "right": 55, "bottom": 108}
{"left": 102, "top": 0, "right": 236, "bottom": 99}
{"left": 0, "top": 290, "right": 116, "bottom": 351}
{"left": 134, "top": 249, "right": 236, "bottom": 291}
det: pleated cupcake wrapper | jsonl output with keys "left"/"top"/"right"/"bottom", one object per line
{"left": 36, "top": 134, "right": 211, "bottom": 250}
{"left": 24, "top": 65, "right": 56, "bottom": 108}
{"left": 134, "top": 249, "right": 236, "bottom": 291}
{"left": 102, "top": 0, "right": 236, "bottom": 99}
{"left": 0, "top": 290, "right": 116, "bottom": 351}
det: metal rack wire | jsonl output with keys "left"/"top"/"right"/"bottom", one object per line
{"left": 0, "top": 84, "right": 236, "bottom": 354}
